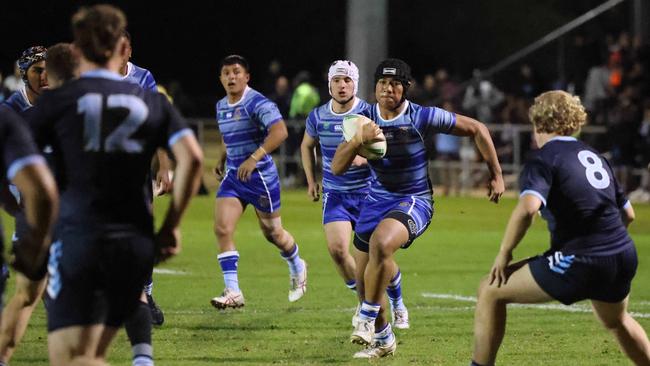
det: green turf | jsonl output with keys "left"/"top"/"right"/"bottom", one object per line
{"left": 3, "top": 191, "right": 650, "bottom": 365}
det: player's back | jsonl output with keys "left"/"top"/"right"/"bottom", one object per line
{"left": 30, "top": 70, "right": 186, "bottom": 233}
{"left": 524, "top": 137, "right": 631, "bottom": 255}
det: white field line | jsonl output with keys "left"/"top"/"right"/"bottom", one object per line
{"left": 421, "top": 292, "right": 650, "bottom": 318}
{"left": 153, "top": 268, "right": 188, "bottom": 275}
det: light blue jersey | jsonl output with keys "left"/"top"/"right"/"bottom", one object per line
{"left": 360, "top": 100, "right": 456, "bottom": 201}
{"left": 216, "top": 86, "right": 283, "bottom": 176}
{"left": 306, "top": 97, "right": 371, "bottom": 193}
{"left": 122, "top": 62, "right": 157, "bottom": 91}
{"left": 2, "top": 87, "right": 32, "bottom": 113}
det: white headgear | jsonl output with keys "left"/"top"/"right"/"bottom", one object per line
{"left": 328, "top": 60, "right": 359, "bottom": 97}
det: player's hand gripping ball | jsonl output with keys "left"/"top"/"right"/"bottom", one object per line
{"left": 342, "top": 114, "right": 387, "bottom": 159}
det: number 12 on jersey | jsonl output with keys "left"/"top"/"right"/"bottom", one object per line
{"left": 78, "top": 93, "right": 149, "bottom": 153}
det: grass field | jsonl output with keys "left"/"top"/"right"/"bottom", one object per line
{"left": 2, "top": 191, "right": 650, "bottom": 365}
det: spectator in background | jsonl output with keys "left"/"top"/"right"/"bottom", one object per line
{"left": 0, "top": 72, "right": 10, "bottom": 103}
{"left": 629, "top": 100, "right": 650, "bottom": 203}
{"left": 462, "top": 70, "right": 504, "bottom": 124}
{"left": 434, "top": 68, "right": 459, "bottom": 103}
{"left": 608, "top": 85, "right": 641, "bottom": 192}
{"left": 3, "top": 62, "right": 24, "bottom": 93}
{"left": 262, "top": 59, "right": 283, "bottom": 95}
{"left": 269, "top": 75, "right": 291, "bottom": 118}
{"left": 286, "top": 71, "right": 320, "bottom": 186}
{"left": 418, "top": 74, "right": 438, "bottom": 106}
{"left": 435, "top": 101, "right": 462, "bottom": 196}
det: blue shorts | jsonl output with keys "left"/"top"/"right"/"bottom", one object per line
{"left": 46, "top": 229, "right": 154, "bottom": 332}
{"left": 529, "top": 245, "right": 637, "bottom": 305}
{"left": 322, "top": 192, "right": 366, "bottom": 227}
{"left": 354, "top": 196, "right": 433, "bottom": 253}
{"left": 217, "top": 169, "right": 281, "bottom": 213}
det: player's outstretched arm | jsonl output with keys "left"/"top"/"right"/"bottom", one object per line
{"left": 156, "top": 133, "right": 203, "bottom": 262}
{"left": 11, "top": 161, "right": 58, "bottom": 280}
{"left": 300, "top": 132, "right": 320, "bottom": 201}
{"left": 237, "top": 120, "right": 288, "bottom": 182}
{"left": 490, "top": 194, "right": 540, "bottom": 287}
{"left": 452, "top": 114, "right": 504, "bottom": 203}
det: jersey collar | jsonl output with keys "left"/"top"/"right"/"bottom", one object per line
{"left": 549, "top": 136, "right": 577, "bottom": 142}
{"left": 328, "top": 97, "right": 359, "bottom": 116}
{"left": 80, "top": 69, "right": 123, "bottom": 81}
{"left": 375, "top": 100, "right": 409, "bottom": 122}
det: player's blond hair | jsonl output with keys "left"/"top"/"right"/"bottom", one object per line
{"left": 528, "top": 90, "right": 587, "bottom": 136}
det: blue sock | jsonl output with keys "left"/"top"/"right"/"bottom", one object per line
{"left": 386, "top": 270, "right": 405, "bottom": 310}
{"left": 359, "top": 301, "right": 381, "bottom": 322}
{"left": 218, "top": 250, "right": 240, "bottom": 292}
{"left": 346, "top": 279, "right": 357, "bottom": 292}
{"left": 374, "top": 323, "right": 395, "bottom": 345}
{"left": 280, "top": 244, "right": 304, "bottom": 275}
{"left": 470, "top": 361, "right": 487, "bottom": 366}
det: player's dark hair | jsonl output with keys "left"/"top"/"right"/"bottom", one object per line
{"left": 46, "top": 43, "right": 77, "bottom": 83}
{"left": 71, "top": 4, "right": 127, "bottom": 65}
{"left": 221, "top": 55, "right": 249, "bottom": 73}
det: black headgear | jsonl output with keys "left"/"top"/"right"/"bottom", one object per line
{"left": 374, "top": 58, "right": 411, "bottom": 87}
{"left": 374, "top": 58, "right": 412, "bottom": 107}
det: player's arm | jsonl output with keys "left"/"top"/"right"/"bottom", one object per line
{"left": 11, "top": 160, "right": 58, "bottom": 280}
{"left": 621, "top": 202, "right": 635, "bottom": 228}
{"left": 300, "top": 132, "right": 320, "bottom": 201}
{"left": 237, "top": 120, "right": 288, "bottom": 182}
{"left": 156, "top": 132, "right": 203, "bottom": 262}
{"left": 214, "top": 133, "right": 227, "bottom": 179}
{"left": 331, "top": 121, "right": 380, "bottom": 175}
{"left": 490, "top": 194, "right": 541, "bottom": 287}
{"left": 154, "top": 149, "right": 173, "bottom": 196}
{"left": 451, "top": 114, "right": 504, "bottom": 203}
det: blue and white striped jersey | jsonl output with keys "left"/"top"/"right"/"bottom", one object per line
{"left": 2, "top": 88, "right": 32, "bottom": 113}
{"left": 306, "top": 98, "right": 371, "bottom": 193}
{"left": 216, "top": 87, "right": 283, "bottom": 174}
{"left": 360, "top": 101, "right": 456, "bottom": 200}
{"left": 122, "top": 62, "right": 157, "bottom": 91}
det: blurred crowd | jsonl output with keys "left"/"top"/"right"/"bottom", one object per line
{"left": 2, "top": 32, "right": 649, "bottom": 200}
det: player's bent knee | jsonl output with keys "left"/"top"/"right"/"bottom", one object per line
{"left": 213, "top": 223, "right": 234, "bottom": 239}
{"left": 327, "top": 244, "right": 350, "bottom": 264}
{"left": 262, "top": 226, "right": 284, "bottom": 244}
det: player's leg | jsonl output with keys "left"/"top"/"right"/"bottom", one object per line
{"left": 124, "top": 292, "right": 153, "bottom": 366}
{"left": 48, "top": 325, "right": 104, "bottom": 366}
{"left": 211, "top": 197, "right": 246, "bottom": 309}
{"left": 386, "top": 266, "right": 409, "bottom": 329}
{"left": 352, "top": 248, "right": 368, "bottom": 327}
{"left": 0, "top": 273, "right": 46, "bottom": 363}
{"left": 94, "top": 326, "right": 120, "bottom": 362}
{"left": 256, "top": 209, "right": 307, "bottom": 302}
{"left": 472, "top": 261, "right": 553, "bottom": 366}
{"left": 350, "top": 219, "right": 403, "bottom": 355}
{"left": 592, "top": 298, "right": 650, "bottom": 365}
{"left": 323, "top": 221, "right": 356, "bottom": 291}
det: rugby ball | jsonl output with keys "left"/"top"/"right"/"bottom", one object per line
{"left": 342, "top": 114, "right": 387, "bottom": 160}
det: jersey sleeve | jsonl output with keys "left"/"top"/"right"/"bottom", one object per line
{"left": 253, "top": 98, "right": 283, "bottom": 129}
{"left": 161, "top": 96, "right": 193, "bottom": 148}
{"left": 419, "top": 106, "right": 456, "bottom": 136}
{"left": 1, "top": 110, "right": 44, "bottom": 180}
{"left": 143, "top": 71, "right": 157, "bottom": 92}
{"left": 519, "top": 155, "right": 552, "bottom": 207}
{"left": 603, "top": 156, "right": 629, "bottom": 208}
{"left": 305, "top": 110, "right": 318, "bottom": 138}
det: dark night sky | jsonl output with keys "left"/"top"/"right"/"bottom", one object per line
{"left": 0, "top": 0, "right": 630, "bottom": 115}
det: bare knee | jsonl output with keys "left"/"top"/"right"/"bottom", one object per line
{"left": 476, "top": 276, "right": 504, "bottom": 305}
{"left": 327, "top": 241, "right": 350, "bottom": 265}
{"left": 598, "top": 312, "right": 626, "bottom": 331}
{"left": 213, "top": 222, "right": 233, "bottom": 241}
{"left": 261, "top": 224, "right": 284, "bottom": 244}
{"left": 14, "top": 285, "right": 42, "bottom": 307}
{"left": 370, "top": 237, "right": 395, "bottom": 262}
